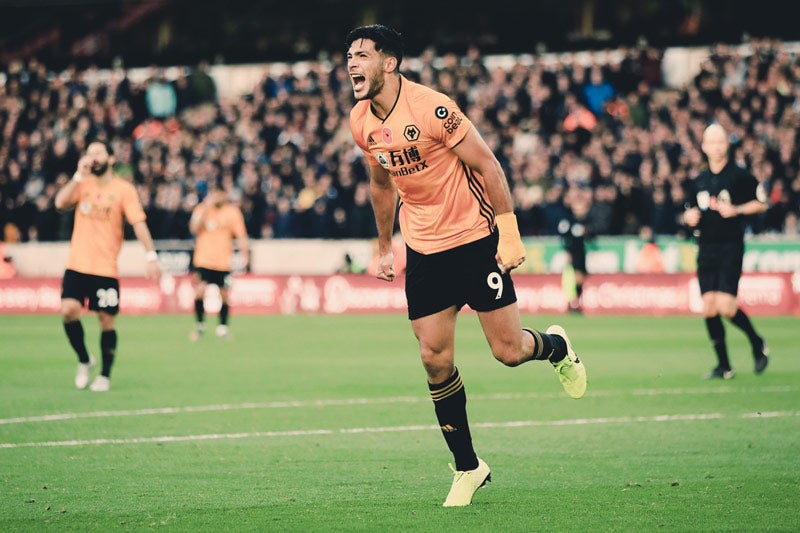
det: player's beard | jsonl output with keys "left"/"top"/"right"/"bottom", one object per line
{"left": 210, "top": 190, "right": 225, "bottom": 207}
{"left": 356, "top": 71, "right": 384, "bottom": 101}
{"left": 90, "top": 161, "right": 109, "bottom": 175}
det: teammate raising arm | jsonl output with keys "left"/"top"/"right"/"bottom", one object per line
{"left": 188, "top": 179, "right": 249, "bottom": 341}
{"left": 55, "top": 140, "right": 161, "bottom": 392}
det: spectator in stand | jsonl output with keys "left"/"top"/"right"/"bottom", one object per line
{"left": 636, "top": 225, "right": 665, "bottom": 273}
{"left": 188, "top": 60, "right": 218, "bottom": 104}
{"left": 145, "top": 68, "right": 177, "bottom": 119}
{"left": 582, "top": 66, "right": 616, "bottom": 117}
{"left": 2, "top": 40, "right": 800, "bottom": 244}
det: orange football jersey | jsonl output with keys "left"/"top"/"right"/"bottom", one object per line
{"left": 65, "top": 175, "right": 146, "bottom": 278}
{"left": 350, "top": 76, "right": 495, "bottom": 254}
{"left": 191, "top": 203, "right": 247, "bottom": 271}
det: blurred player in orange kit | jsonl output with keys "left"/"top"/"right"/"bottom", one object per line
{"left": 188, "top": 179, "right": 250, "bottom": 341}
{"left": 55, "top": 140, "right": 161, "bottom": 392}
{"left": 347, "top": 24, "right": 587, "bottom": 507}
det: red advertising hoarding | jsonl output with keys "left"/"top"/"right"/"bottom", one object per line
{"left": 1, "top": 273, "right": 797, "bottom": 316}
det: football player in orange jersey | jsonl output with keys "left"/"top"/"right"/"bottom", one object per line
{"left": 188, "top": 179, "right": 250, "bottom": 341}
{"left": 55, "top": 141, "right": 161, "bottom": 392}
{"left": 347, "top": 25, "right": 587, "bottom": 506}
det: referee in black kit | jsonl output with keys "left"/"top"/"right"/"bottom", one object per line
{"left": 682, "top": 123, "right": 769, "bottom": 379}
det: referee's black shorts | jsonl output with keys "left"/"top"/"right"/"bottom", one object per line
{"left": 696, "top": 242, "right": 744, "bottom": 296}
{"left": 404, "top": 232, "right": 517, "bottom": 320}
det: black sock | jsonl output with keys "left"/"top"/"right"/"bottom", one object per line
{"left": 64, "top": 320, "right": 90, "bottom": 364}
{"left": 728, "top": 309, "right": 762, "bottom": 351}
{"left": 429, "top": 368, "right": 478, "bottom": 472}
{"left": 220, "top": 303, "right": 229, "bottom": 326}
{"left": 100, "top": 330, "right": 117, "bottom": 378}
{"left": 525, "top": 328, "right": 567, "bottom": 363}
{"left": 548, "top": 333, "right": 568, "bottom": 363}
{"left": 522, "top": 328, "right": 559, "bottom": 361}
{"left": 194, "top": 299, "right": 205, "bottom": 324}
{"left": 705, "top": 315, "right": 730, "bottom": 370}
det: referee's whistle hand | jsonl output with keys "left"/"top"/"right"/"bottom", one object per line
{"left": 683, "top": 208, "right": 700, "bottom": 227}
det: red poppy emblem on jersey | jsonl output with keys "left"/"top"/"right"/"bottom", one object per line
{"left": 381, "top": 127, "right": 393, "bottom": 144}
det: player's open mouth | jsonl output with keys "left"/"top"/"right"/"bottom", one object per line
{"left": 351, "top": 74, "right": 365, "bottom": 91}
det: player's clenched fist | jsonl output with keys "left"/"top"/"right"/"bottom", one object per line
{"left": 495, "top": 212, "right": 526, "bottom": 273}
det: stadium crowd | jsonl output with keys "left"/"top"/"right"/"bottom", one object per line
{"left": 1, "top": 38, "right": 799, "bottom": 244}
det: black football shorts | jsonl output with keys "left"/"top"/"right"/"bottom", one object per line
{"left": 404, "top": 232, "right": 517, "bottom": 320}
{"left": 696, "top": 242, "right": 744, "bottom": 296}
{"left": 194, "top": 267, "right": 232, "bottom": 288}
{"left": 61, "top": 269, "right": 121, "bottom": 314}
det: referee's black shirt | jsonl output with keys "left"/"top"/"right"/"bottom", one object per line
{"left": 685, "top": 161, "right": 760, "bottom": 244}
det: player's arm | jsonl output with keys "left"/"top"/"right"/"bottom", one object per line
{"left": 681, "top": 183, "right": 701, "bottom": 227}
{"left": 682, "top": 207, "right": 701, "bottom": 227}
{"left": 718, "top": 198, "right": 768, "bottom": 219}
{"left": 718, "top": 174, "right": 768, "bottom": 219}
{"left": 234, "top": 215, "right": 250, "bottom": 271}
{"left": 54, "top": 155, "right": 92, "bottom": 210}
{"left": 452, "top": 127, "right": 525, "bottom": 272}
{"left": 369, "top": 164, "right": 397, "bottom": 282}
{"left": 236, "top": 233, "right": 251, "bottom": 271}
{"left": 189, "top": 203, "right": 207, "bottom": 235}
{"left": 132, "top": 220, "right": 162, "bottom": 282}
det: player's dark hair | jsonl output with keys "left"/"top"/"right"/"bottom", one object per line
{"left": 345, "top": 24, "right": 404, "bottom": 68}
{"left": 88, "top": 139, "right": 114, "bottom": 156}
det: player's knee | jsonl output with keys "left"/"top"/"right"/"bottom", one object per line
{"left": 491, "top": 342, "right": 524, "bottom": 367}
{"left": 419, "top": 346, "right": 453, "bottom": 377}
{"left": 98, "top": 313, "right": 115, "bottom": 330}
{"left": 60, "top": 301, "right": 81, "bottom": 321}
{"left": 419, "top": 348, "right": 442, "bottom": 369}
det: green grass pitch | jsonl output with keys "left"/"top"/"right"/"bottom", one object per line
{"left": 1, "top": 313, "right": 798, "bottom": 531}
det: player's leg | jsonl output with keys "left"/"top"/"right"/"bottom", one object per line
{"left": 413, "top": 307, "right": 475, "bottom": 467}
{"left": 61, "top": 270, "right": 95, "bottom": 388}
{"left": 477, "top": 303, "right": 546, "bottom": 365}
{"left": 717, "top": 294, "right": 768, "bottom": 373}
{"left": 717, "top": 256, "right": 769, "bottom": 373}
{"left": 572, "top": 269, "right": 586, "bottom": 313}
{"left": 90, "top": 312, "right": 116, "bottom": 392}
{"left": 697, "top": 252, "right": 734, "bottom": 379}
{"left": 87, "top": 276, "right": 120, "bottom": 392}
{"left": 216, "top": 283, "right": 230, "bottom": 339}
{"left": 412, "top": 306, "right": 489, "bottom": 506}
{"left": 61, "top": 298, "right": 90, "bottom": 361}
{"left": 570, "top": 246, "right": 587, "bottom": 313}
{"left": 406, "top": 238, "right": 494, "bottom": 506}
{"left": 215, "top": 272, "right": 232, "bottom": 338}
{"left": 702, "top": 291, "right": 733, "bottom": 379}
{"left": 469, "top": 232, "right": 586, "bottom": 398}
{"left": 190, "top": 271, "right": 207, "bottom": 341}
{"left": 477, "top": 304, "right": 586, "bottom": 399}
